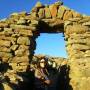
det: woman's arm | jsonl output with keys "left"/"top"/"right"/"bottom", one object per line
{"left": 44, "top": 79, "right": 51, "bottom": 85}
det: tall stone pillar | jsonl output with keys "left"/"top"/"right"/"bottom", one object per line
{"left": 64, "top": 17, "right": 90, "bottom": 90}
{"left": 0, "top": 14, "right": 39, "bottom": 87}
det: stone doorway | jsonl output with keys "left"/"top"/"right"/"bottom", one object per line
{"left": 31, "top": 20, "right": 70, "bottom": 90}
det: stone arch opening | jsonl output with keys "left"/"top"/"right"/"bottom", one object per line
{"left": 34, "top": 18, "right": 66, "bottom": 56}
{"left": 30, "top": 20, "right": 70, "bottom": 90}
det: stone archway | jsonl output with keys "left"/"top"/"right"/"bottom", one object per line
{"left": 0, "top": 1, "right": 90, "bottom": 90}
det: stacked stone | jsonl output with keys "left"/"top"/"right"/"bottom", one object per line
{"left": 30, "top": 1, "right": 82, "bottom": 20}
{"left": 0, "top": 1, "right": 89, "bottom": 90}
{"left": 0, "top": 12, "right": 39, "bottom": 85}
{"left": 64, "top": 17, "right": 90, "bottom": 90}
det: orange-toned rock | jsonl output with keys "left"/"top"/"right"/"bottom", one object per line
{"left": 49, "top": 4, "right": 58, "bottom": 18}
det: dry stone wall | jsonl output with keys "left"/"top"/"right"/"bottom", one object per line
{"left": 65, "top": 17, "right": 90, "bottom": 90}
{"left": 30, "top": 1, "right": 82, "bottom": 20}
{"left": 0, "top": 16, "right": 40, "bottom": 85}
{"left": 0, "top": 1, "right": 90, "bottom": 90}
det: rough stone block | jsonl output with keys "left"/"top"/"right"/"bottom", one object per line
{"left": 72, "top": 44, "right": 90, "bottom": 50}
{"left": 14, "top": 29, "right": 33, "bottom": 36}
{"left": 0, "top": 46, "right": 11, "bottom": 52}
{"left": 0, "top": 23, "right": 9, "bottom": 28}
{"left": 18, "top": 45, "right": 30, "bottom": 50}
{"left": 82, "top": 21, "right": 90, "bottom": 26}
{"left": 0, "top": 40, "right": 11, "bottom": 47}
{"left": 15, "top": 49, "right": 30, "bottom": 56}
{"left": 67, "top": 38, "right": 86, "bottom": 44}
{"left": 49, "top": 4, "right": 58, "bottom": 18}
{"left": 17, "top": 18, "right": 27, "bottom": 25}
{"left": 4, "top": 28, "right": 14, "bottom": 35}
{"left": 31, "top": 20, "right": 38, "bottom": 25}
{"left": 63, "top": 10, "right": 73, "bottom": 20}
{"left": 38, "top": 8, "right": 45, "bottom": 19}
{"left": 10, "top": 45, "right": 19, "bottom": 51}
{"left": 10, "top": 24, "right": 36, "bottom": 31}
{"left": 44, "top": 7, "right": 51, "bottom": 18}
{"left": 57, "top": 6, "right": 66, "bottom": 19}
{"left": 12, "top": 34, "right": 20, "bottom": 37}
{"left": 17, "top": 37, "right": 30, "bottom": 45}
{"left": 69, "top": 50, "right": 85, "bottom": 58}
{"left": 12, "top": 56, "right": 30, "bottom": 63}
{"left": 0, "top": 36, "right": 17, "bottom": 41}
{"left": 65, "top": 25, "right": 88, "bottom": 34}
{"left": 0, "top": 52, "right": 13, "bottom": 59}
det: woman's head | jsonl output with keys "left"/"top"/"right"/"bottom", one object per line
{"left": 39, "top": 59, "right": 47, "bottom": 68}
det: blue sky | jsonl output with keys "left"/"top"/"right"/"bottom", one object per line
{"left": 0, "top": 0, "right": 90, "bottom": 58}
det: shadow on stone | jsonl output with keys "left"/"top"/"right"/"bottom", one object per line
{"left": 56, "top": 65, "right": 73, "bottom": 90}
{"left": 16, "top": 68, "right": 35, "bottom": 90}
{"left": 0, "top": 83, "right": 4, "bottom": 90}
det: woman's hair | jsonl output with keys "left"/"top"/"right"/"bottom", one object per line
{"left": 37, "top": 61, "right": 41, "bottom": 68}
